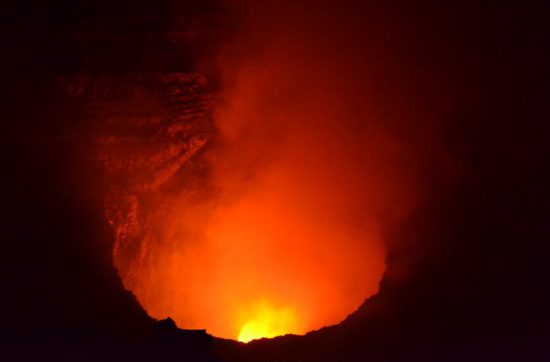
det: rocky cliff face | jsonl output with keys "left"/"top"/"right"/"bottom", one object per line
{"left": 1, "top": 2, "right": 224, "bottom": 360}
{"left": 71, "top": 72, "right": 214, "bottom": 291}
{"left": 43, "top": 0, "right": 229, "bottom": 338}
{"left": 81, "top": 71, "right": 218, "bottom": 324}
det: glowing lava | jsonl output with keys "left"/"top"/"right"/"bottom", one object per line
{"left": 237, "top": 301, "right": 297, "bottom": 342}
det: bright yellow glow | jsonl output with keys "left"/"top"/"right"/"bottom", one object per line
{"left": 237, "top": 301, "right": 297, "bottom": 342}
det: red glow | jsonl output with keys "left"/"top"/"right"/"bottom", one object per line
{"left": 102, "top": 1, "right": 426, "bottom": 342}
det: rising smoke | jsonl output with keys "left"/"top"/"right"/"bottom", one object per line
{"left": 110, "top": 0, "right": 453, "bottom": 340}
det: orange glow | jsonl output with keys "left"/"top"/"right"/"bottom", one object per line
{"left": 237, "top": 301, "right": 297, "bottom": 342}
{"left": 102, "top": 1, "right": 426, "bottom": 342}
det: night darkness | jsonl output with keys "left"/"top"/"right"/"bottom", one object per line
{"left": 1, "top": 1, "right": 549, "bottom": 361}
